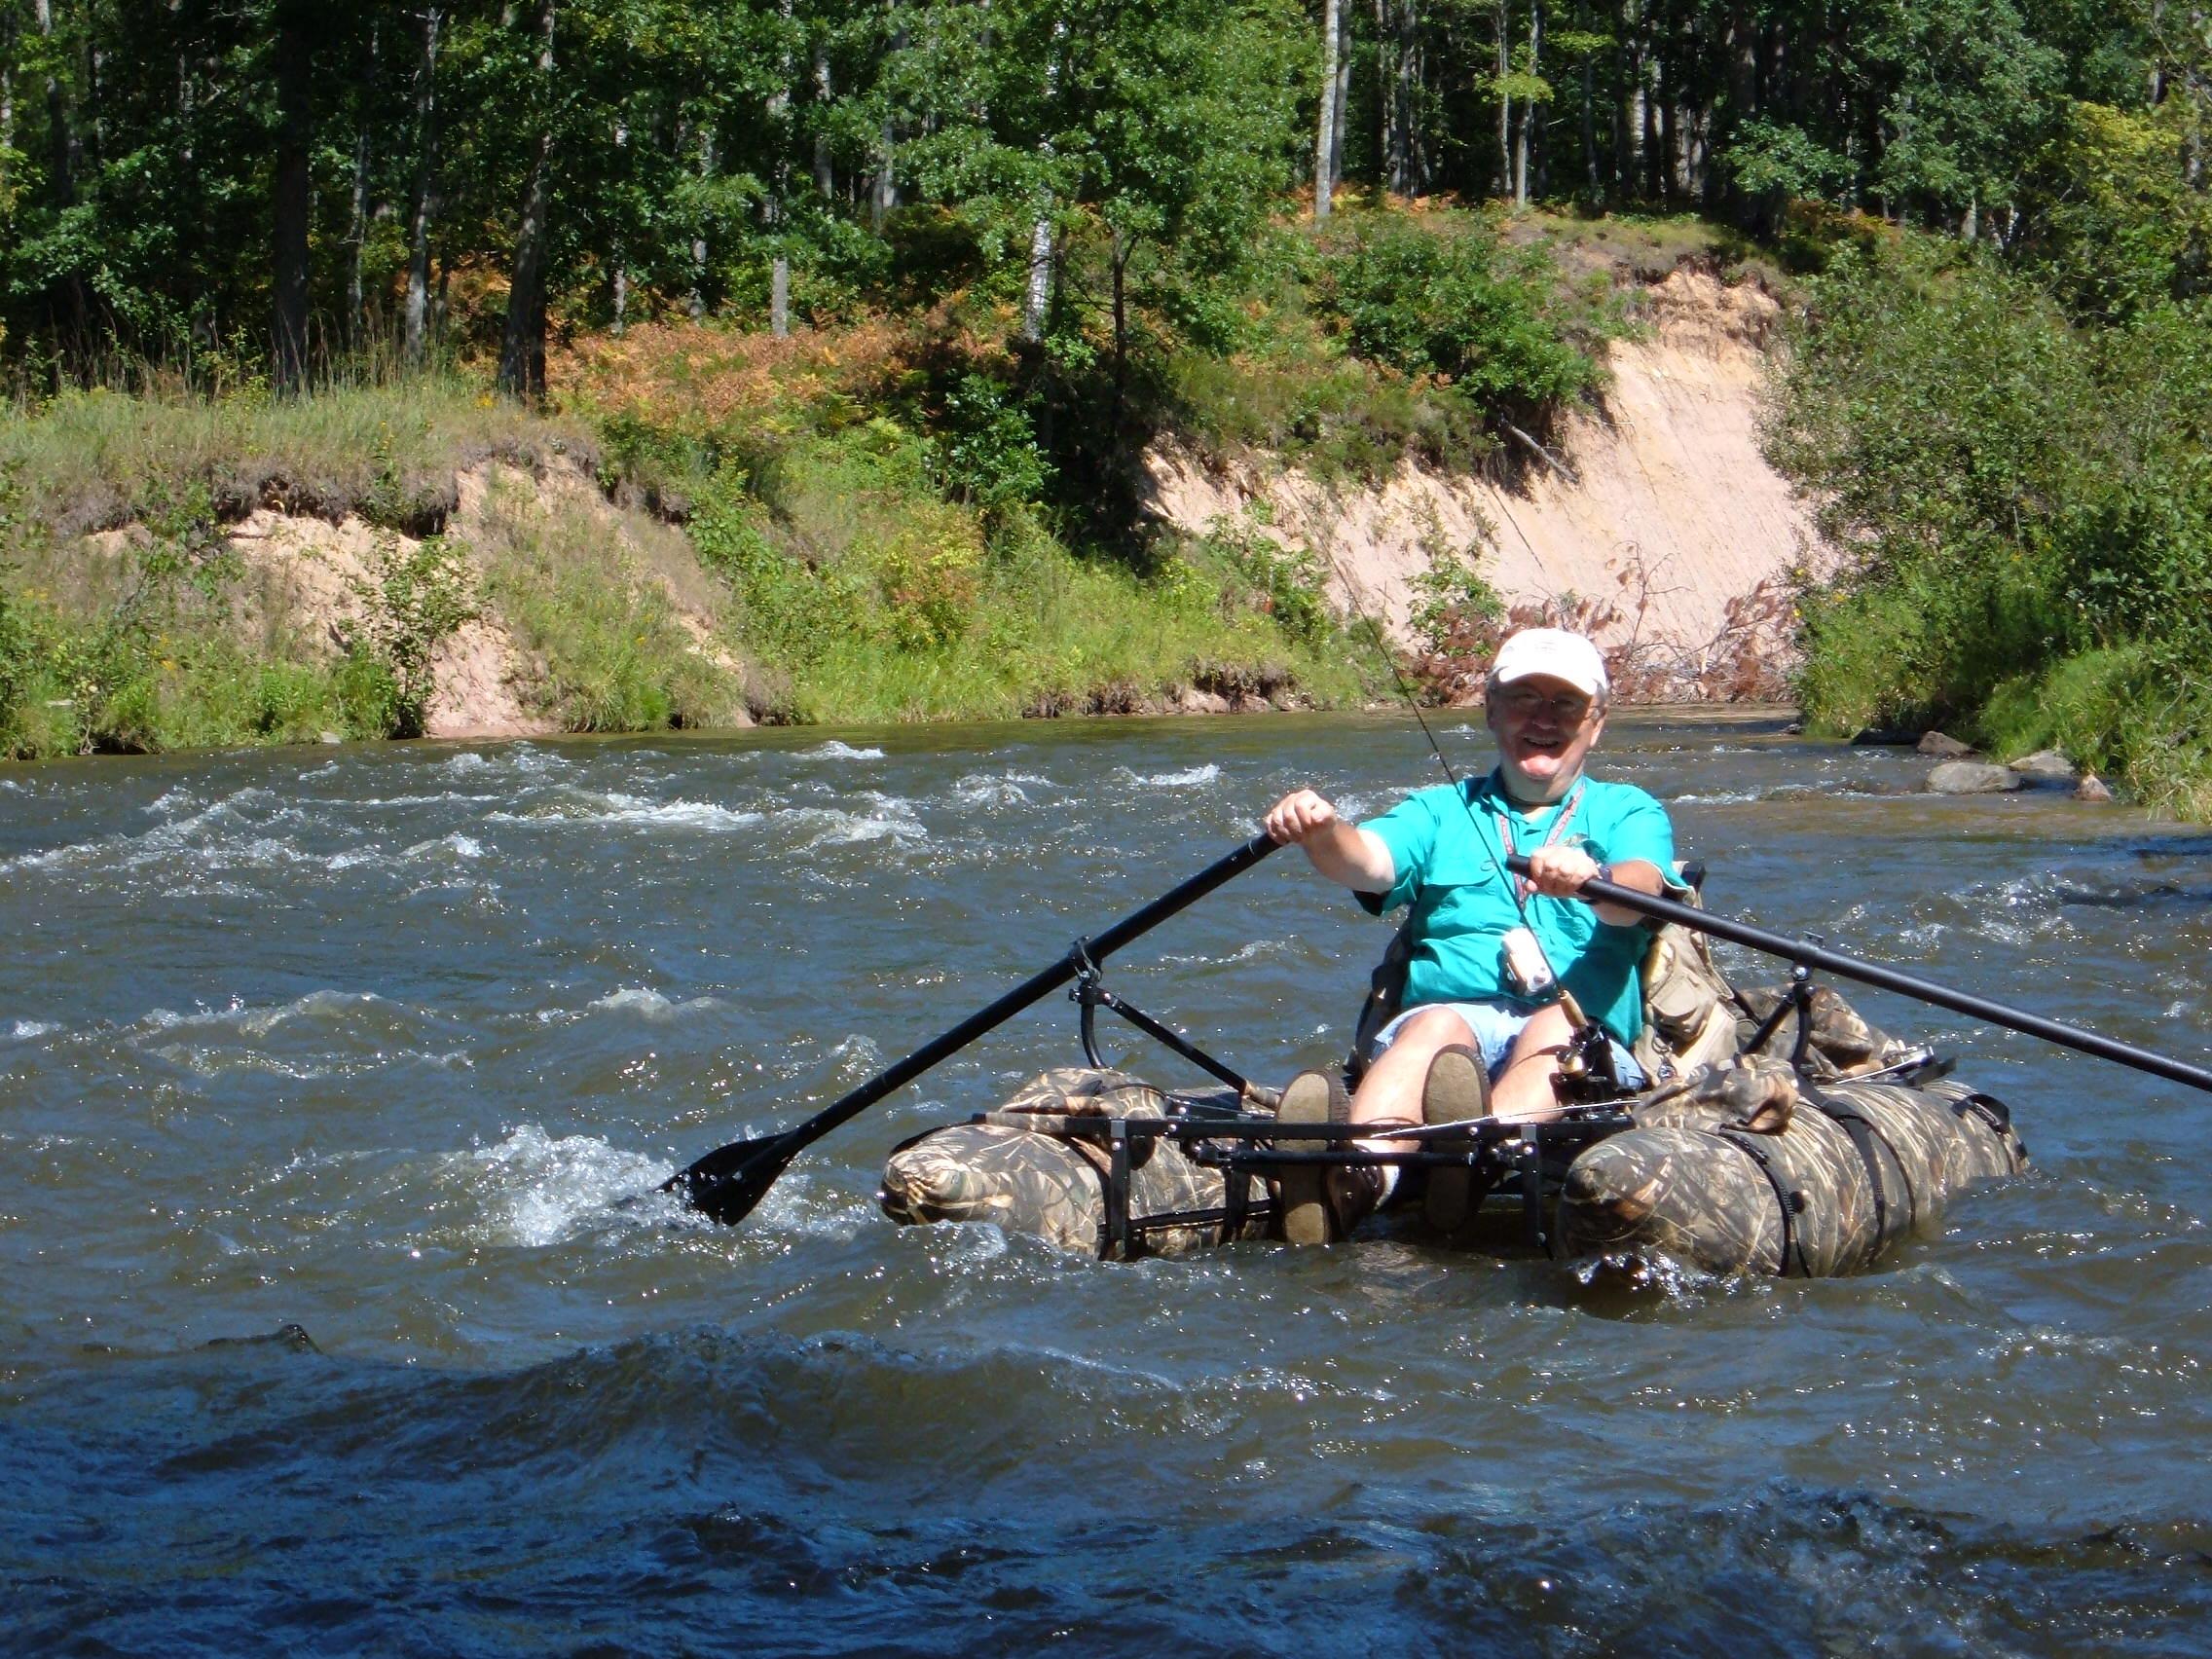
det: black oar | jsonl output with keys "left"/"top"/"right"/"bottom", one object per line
{"left": 669, "top": 831, "right": 1280, "bottom": 1226}
{"left": 1510, "top": 853, "right": 2212, "bottom": 1095}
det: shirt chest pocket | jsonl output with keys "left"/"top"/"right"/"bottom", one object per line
{"left": 1420, "top": 843, "right": 1503, "bottom": 889}
{"left": 1414, "top": 875, "right": 1519, "bottom": 940}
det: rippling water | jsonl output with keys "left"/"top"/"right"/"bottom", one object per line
{"left": 4, "top": 715, "right": 2209, "bottom": 1656}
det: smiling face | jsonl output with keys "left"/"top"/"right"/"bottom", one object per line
{"left": 1485, "top": 674, "right": 1605, "bottom": 802}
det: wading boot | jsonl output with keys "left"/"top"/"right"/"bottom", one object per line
{"left": 1273, "top": 1069, "right": 1349, "bottom": 1245}
{"left": 1420, "top": 1045, "right": 1491, "bottom": 1232}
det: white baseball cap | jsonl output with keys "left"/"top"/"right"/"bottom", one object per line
{"left": 1489, "top": 628, "right": 1608, "bottom": 699}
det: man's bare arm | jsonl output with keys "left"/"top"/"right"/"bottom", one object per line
{"left": 1262, "top": 789, "right": 1395, "bottom": 893}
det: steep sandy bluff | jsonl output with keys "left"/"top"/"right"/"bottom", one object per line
{"left": 1143, "top": 266, "right": 1811, "bottom": 694}
{"left": 225, "top": 458, "right": 753, "bottom": 741}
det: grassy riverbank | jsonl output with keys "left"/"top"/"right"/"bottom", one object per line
{"left": 0, "top": 377, "right": 1378, "bottom": 756}
{"left": 0, "top": 204, "right": 1644, "bottom": 759}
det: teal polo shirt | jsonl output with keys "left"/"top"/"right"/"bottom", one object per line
{"left": 1357, "top": 770, "right": 1676, "bottom": 1046}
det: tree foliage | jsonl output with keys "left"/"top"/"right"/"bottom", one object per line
{"left": 0, "top": 0, "right": 2203, "bottom": 388}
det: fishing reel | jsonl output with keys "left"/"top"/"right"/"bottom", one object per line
{"left": 1550, "top": 988, "right": 1630, "bottom": 1106}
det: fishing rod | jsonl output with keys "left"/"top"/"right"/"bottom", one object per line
{"left": 1325, "top": 569, "right": 2209, "bottom": 1096}
{"left": 669, "top": 832, "right": 1279, "bottom": 1227}
{"left": 1525, "top": 854, "right": 2212, "bottom": 1096}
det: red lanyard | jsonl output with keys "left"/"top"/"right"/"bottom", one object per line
{"left": 1493, "top": 779, "right": 1584, "bottom": 900}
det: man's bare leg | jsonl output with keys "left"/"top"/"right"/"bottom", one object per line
{"left": 1490, "top": 1002, "right": 1575, "bottom": 1122}
{"left": 1348, "top": 1005, "right": 1478, "bottom": 1129}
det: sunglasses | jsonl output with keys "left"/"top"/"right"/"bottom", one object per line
{"left": 1493, "top": 686, "right": 1595, "bottom": 722}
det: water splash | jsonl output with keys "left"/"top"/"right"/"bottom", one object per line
{"left": 492, "top": 790, "right": 766, "bottom": 831}
{"left": 582, "top": 986, "right": 725, "bottom": 1022}
{"left": 798, "top": 741, "right": 887, "bottom": 761}
{"left": 442, "top": 1124, "right": 679, "bottom": 1248}
{"left": 1122, "top": 763, "right": 1221, "bottom": 788}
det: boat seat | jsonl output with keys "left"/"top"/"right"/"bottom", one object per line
{"left": 1345, "top": 861, "right": 1731, "bottom": 1087}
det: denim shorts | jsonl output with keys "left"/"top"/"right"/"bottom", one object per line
{"left": 1369, "top": 1000, "right": 1646, "bottom": 1089}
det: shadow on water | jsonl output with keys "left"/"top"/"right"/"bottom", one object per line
{"left": 6, "top": 1327, "right": 2210, "bottom": 1657}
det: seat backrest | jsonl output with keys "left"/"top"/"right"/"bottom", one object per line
{"left": 1345, "top": 914, "right": 1419, "bottom": 1086}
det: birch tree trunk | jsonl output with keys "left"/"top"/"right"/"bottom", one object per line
{"left": 688, "top": 126, "right": 712, "bottom": 319}
{"left": 608, "top": 118, "right": 627, "bottom": 337}
{"left": 770, "top": 0, "right": 793, "bottom": 339}
{"left": 1313, "top": 0, "right": 1341, "bottom": 217}
{"left": 496, "top": 0, "right": 558, "bottom": 402}
{"left": 1495, "top": 2, "right": 1512, "bottom": 199}
{"left": 1330, "top": 3, "right": 1350, "bottom": 192}
{"left": 272, "top": 0, "right": 313, "bottom": 395}
{"left": 1022, "top": 214, "right": 1052, "bottom": 340}
{"left": 404, "top": 7, "right": 441, "bottom": 368}
{"left": 1581, "top": 27, "right": 1599, "bottom": 199}
{"left": 1022, "top": 21, "right": 1065, "bottom": 343}
{"left": 34, "top": 0, "right": 76, "bottom": 206}
{"left": 812, "top": 39, "right": 833, "bottom": 195}
{"left": 0, "top": 10, "right": 16, "bottom": 207}
{"left": 870, "top": 18, "right": 904, "bottom": 231}
{"left": 1512, "top": 0, "right": 1538, "bottom": 204}
{"left": 346, "top": 31, "right": 374, "bottom": 356}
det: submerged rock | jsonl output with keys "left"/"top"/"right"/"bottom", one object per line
{"left": 2009, "top": 749, "right": 2076, "bottom": 780}
{"left": 1927, "top": 760, "right": 2022, "bottom": 794}
{"left": 203, "top": 1323, "right": 321, "bottom": 1354}
{"left": 1917, "top": 730, "right": 1978, "bottom": 758}
{"left": 1850, "top": 727, "right": 1918, "bottom": 746}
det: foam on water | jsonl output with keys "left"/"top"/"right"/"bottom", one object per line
{"left": 948, "top": 769, "right": 1051, "bottom": 807}
{"left": 139, "top": 987, "right": 390, "bottom": 1040}
{"left": 582, "top": 986, "right": 724, "bottom": 1022}
{"left": 1123, "top": 763, "right": 1222, "bottom": 788}
{"left": 5, "top": 716, "right": 2210, "bottom": 1656}
{"left": 491, "top": 790, "right": 766, "bottom": 831}
{"left": 777, "top": 795, "right": 926, "bottom": 847}
{"left": 442, "top": 1124, "right": 679, "bottom": 1248}
{"left": 3, "top": 786, "right": 282, "bottom": 875}
{"left": 798, "top": 741, "right": 887, "bottom": 760}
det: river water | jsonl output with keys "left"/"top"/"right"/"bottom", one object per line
{"left": 2, "top": 713, "right": 2208, "bottom": 1657}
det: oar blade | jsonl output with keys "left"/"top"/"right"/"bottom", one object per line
{"left": 664, "top": 1132, "right": 799, "bottom": 1226}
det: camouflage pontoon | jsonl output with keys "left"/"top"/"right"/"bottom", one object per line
{"left": 879, "top": 889, "right": 2029, "bottom": 1277}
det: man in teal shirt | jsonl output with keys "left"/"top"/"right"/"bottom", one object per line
{"left": 1262, "top": 627, "right": 1675, "bottom": 1241}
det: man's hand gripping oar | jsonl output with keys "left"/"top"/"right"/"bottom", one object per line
{"left": 667, "top": 833, "right": 1279, "bottom": 1227}
{"left": 1522, "top": 853, "right": 2212, "bottom": 1097}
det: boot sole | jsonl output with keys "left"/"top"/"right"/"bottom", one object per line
{"left": 1422, "top": 1045, "right": 1489, "bottom": 1233}
{"left": 1276, "top": 1074, "right": 1339, "bottom": 1245}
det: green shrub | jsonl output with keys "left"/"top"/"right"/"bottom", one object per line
{"left": 1183, "top": 518, "right": 1335, "bottom": 647}
{"left": 1407, "top": 555, "right": 1507, "bottom": 657}
{"left": 928, "top": 376, "right": 1053, "bottom": 510}
{"left": 1773, "top": 235, "right": 2212, "bottom": 807}
{"left": 1321, "top": 215, "right": 1613, "bottom": 411}
{"left": 341, "top": 534, "right": 478, "bottom": 738}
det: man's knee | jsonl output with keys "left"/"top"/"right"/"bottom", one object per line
{"left": 1391, "top": 1006, "right": 1477, "bottom": 1051}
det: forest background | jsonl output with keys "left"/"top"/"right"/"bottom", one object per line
{"left": 0, "top": 0, "right": 2208, "bottom": 814}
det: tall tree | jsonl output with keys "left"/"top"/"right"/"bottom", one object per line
{"left": 272, "top": 0, "right": 313, "bottom": 393}
{"left": 497, "top": 0, "right": 558, "bottom": 401}
{"left": 404, "top": 5, "right": 441, "bottom": 367}
{"left": 1314, "top": 0, "right": 1341, "bottom": 215}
